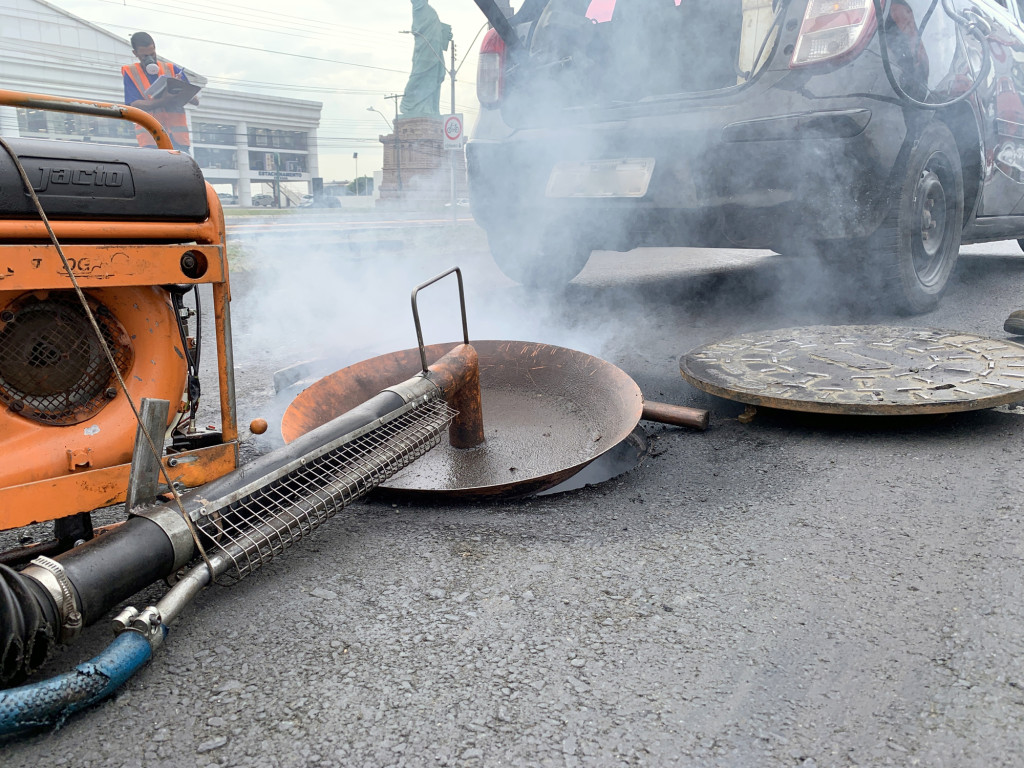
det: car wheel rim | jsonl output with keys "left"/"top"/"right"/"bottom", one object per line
{"left": 912, "top": 162, "right": 950, "bottom": 287}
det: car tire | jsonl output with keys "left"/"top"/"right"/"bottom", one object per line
{"left": 867, "top": 120, "right": 964, "bottom": 315}
{"left": 487, "top": 226, "right": 592, "bottom": 288}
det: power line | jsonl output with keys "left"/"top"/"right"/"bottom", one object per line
{"left": 5, "top": 17, "right": 481, "bottom": 92}
{"left": 5, "top": 11, "right": 409, "bottom": 74}
{"left": 79, "top": 0, "right": 404, "bottom": 44}
{"left": 5, "top": 40, "right": 414, "bottom": 100}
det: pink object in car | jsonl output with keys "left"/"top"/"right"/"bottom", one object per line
{"left": 586, "top": 0, "right": 681, "bottom": 23}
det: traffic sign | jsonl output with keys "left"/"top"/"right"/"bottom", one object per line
{"left": 443, "top": 113, "right": 465, "bottom": 148}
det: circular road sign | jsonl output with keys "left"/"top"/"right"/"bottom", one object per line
{"left": 444, "top": 114, "right": 463, "bottom": 143}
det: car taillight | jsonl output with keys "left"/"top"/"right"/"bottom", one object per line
{"left": 791, "top": 0, "right": 876, "bottom": 68}
{"left": 477, "top": 28, "right": 506, "bottom": 108}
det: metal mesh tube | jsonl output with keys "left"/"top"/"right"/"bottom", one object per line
{"left": 197, "top": 396, "right": 456, "bottom": 579}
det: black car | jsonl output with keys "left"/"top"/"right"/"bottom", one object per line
{"left": 469, "top": 0, "right": 1024, "bottom": 313}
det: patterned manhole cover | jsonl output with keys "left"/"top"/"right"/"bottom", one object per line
{"left": 680, "top": 326, "right": 1024, "bottom": 415}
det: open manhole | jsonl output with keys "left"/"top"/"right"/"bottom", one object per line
{"left": 681, "top": 326, "right": 1024, "bottom": 415}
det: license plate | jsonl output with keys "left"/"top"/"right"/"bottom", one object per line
{"left": 545, "top": 158, "right": 656, "bottom": 199}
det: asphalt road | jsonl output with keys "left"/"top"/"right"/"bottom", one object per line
{"left": 5, "top": 224, "right": 1024, "bottom": 767}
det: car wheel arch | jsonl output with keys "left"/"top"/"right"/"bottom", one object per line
{"left": 935, "top": 102, "right": 984, "bottom": 228}
{"left": 870, "top": 118, "right": 965, "bottom": 314}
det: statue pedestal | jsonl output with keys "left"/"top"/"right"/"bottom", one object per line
{"left": 378, "top": 117, "right": 467, "bottom": 207}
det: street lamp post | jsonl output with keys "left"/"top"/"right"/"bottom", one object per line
{"left": 366, "top": 105, "right": 392, "bottom": 130}
{"left": 384, "top": 93, "right": 404, "bottom": 193}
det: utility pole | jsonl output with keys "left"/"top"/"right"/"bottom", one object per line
{"left": 353, "top": 152, "right": 359, "bottom": 195}
{"left": 449, "top": 39, "right": 457, "bottom": 220}
{"left": 384, "top": 93, "right": 403, "bottom": 192}
{"left": 450, "top": 40, "right": 457, "bottom": 117}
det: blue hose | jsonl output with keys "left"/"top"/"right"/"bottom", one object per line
{"left": 0, "top": 629, "right": 161, "bottom": 737}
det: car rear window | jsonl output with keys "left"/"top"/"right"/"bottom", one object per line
{"left": 526, "top": 0, "right": 749, "bottom": 104}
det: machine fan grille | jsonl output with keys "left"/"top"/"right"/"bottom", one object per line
{"left": 0, "top": 292, "right": 134, "bottom": 425}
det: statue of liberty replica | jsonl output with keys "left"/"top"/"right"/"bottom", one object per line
{"left": 380, "top": 0, "right": 460, "bottom": 204}
{"left": 400, "top": 0, "right": 452, "bottom": 118}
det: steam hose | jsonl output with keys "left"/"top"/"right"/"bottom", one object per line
{"left": 0, "top": 631, "right": 158, "bottom": 738}
{"left": 0, "top": 397, "right": 395, "bottom": 735}
{"left": 0, "top": 566, "right": 57, "bottom": 689}
{"left": 0, "top": 516, "right": 176, "bottom": 693}
{"left": 0, "top": 364, "right": 465, "bottom": 737}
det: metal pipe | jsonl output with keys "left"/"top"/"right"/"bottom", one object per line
{"left": 426, "top": 345, "right": 485, "bottom": 448}
{"left": 411, "top": 267, "right": 470, "bottom": 373}
{"left": 0, "top": 89, "right": 174, "bottom": 150}
{"left": 0, "top": 359, "right": 471, "bottom": 734}
{"left": 154, "top": 557, "right": 224, "bottom": 626}
{"left": 55, "top": 518, "right": 176, "bottom": 626}
{"left": 187, "top": 389, "right": 411, "bottom": 509}
{"left": 641, "top": 402, "right": 710, "bottom": 431}
{"left": 212, "top": 281, "right": 238, "bottom": 443}
{"left": 0, "top": 377, "right": 442, "bottom": 694}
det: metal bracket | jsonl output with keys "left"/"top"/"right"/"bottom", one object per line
{"left": 410, "top": 266, "right": 469, "bottom": 374}
{"left": 125, "top": 398, "right": 171, "bottom": 513}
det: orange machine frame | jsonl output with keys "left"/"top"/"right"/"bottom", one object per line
{"left": 0, "top": 90, "right": 238, "bottom": 530}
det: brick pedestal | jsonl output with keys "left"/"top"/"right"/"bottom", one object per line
{"left": 379, "top": 117, "right": 467, "bottom": 206}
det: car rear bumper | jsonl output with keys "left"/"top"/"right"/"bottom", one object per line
{"left": 468, "top": 98, "right": 909, "bottom": 250}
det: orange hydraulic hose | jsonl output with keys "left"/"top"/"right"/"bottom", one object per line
{"left": 0, "top": 89, "right": 174, "bottom": 150}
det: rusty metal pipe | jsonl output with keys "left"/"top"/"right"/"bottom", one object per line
{"left": 425, "top": 344, "right": 485, "bottom": 449}
{"left": 641, "top": 401, "right": 710, "bottom": 431}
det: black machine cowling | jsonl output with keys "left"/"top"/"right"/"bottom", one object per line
{"left": 0, "top": 138, "right": 209, "bottom": 221}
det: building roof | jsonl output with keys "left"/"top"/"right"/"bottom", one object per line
{"left": 3, "top": 0, "right": 208, "bottom": 85}
{"left": 29, "top": 0, "right": 130, "bottom": 49}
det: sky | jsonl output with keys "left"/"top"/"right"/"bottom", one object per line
{"left": 54, "top": 0, "right": 499, "bottom": 181}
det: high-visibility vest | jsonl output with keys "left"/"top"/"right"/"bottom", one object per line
{"left": 121, "top": 61, "right": 191, "bottom": 149}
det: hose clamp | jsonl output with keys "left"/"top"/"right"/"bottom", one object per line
{"left": 383, "top": 375, "right": 441, "bottom": 405}
{"left": 112, "top": 605, "right": 164, "bottom": 650}
{"left": 25, "top": 556, "right": 82, "bottom": 644}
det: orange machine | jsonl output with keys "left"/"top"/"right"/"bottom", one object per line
{"left": 0, "top": 90, "right": 238, "bottom": 535}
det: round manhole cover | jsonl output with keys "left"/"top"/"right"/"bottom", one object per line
{"left": 680, "top": 326, "right": 1024, "bottom": 415}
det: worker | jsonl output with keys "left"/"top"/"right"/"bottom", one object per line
{"left": 122, "top": 32, "right": 198, "bottom": 153}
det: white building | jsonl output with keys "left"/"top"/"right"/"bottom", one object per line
{"left": 0, "top": 0, "right": 322, "bottom": 206}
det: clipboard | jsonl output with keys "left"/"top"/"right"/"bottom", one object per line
{"left": 144, "top": 76, "right": 201, "bottom": 103}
